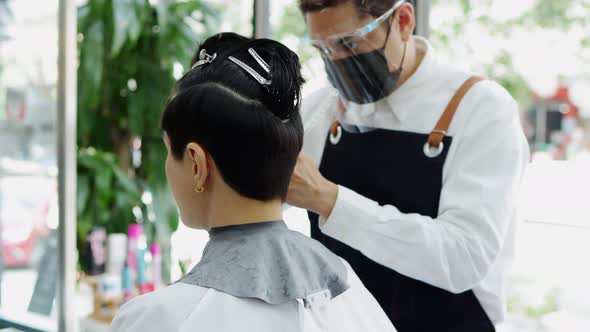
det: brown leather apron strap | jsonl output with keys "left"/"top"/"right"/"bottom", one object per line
{"left": 427, "top": 76, "right": 485, "bottom": 147}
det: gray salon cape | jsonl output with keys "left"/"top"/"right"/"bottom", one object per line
{"left": 112, "top": 221, "right": 396, "bottom": 331}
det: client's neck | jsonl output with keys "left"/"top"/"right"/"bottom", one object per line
{"left": 206, "top": 184, "right": 283, "bottom": 229}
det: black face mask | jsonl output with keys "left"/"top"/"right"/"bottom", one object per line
{"left": 323, "top": 23, "right": 406, "bottom": 105}
{"left": 324, "top": 49, "right": 403, "bottom": 104}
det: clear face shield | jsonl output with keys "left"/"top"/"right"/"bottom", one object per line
{"left": 305, "top": 0, "right": 407, "bottom": 106}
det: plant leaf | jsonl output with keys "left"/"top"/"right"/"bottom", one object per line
{"left": 156, "top": 0, "right": 170, "bottom": 34}
{"left": 79, "top": 21, "right": 104, "bottom": 110}
{"left": 127, "top": 88, "right": 144, "bottom": 134}
{"left": 95, "top": 164, "right": 114, "bottom": 204}
{"left": 112, "top": 165, "right": 141, "bottom": 199}
{"left": 460, "top": 0, "right": 471, "bottom": 15}
{"left": 77, "top": 173, "right": 91, "bottom": 215}
{"left": 111, "top": 0, "right": 138, "bottom": 57}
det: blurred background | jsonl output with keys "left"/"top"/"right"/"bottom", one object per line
{"left": 0, "top": 0, "right": 588, "bottom": 331}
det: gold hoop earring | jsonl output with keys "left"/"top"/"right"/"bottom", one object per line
{"left": 195, "top": 185, "right": 205, "bottom": 193}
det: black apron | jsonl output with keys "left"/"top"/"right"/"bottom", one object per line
{"left": 308, "top": 77, "right": 495, "bottom": 332}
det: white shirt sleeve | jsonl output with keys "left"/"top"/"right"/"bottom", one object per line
{"left": 319, "top": 82, "right": 530, "bottom": 293}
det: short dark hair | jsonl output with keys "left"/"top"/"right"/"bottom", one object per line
{"left": 161, "top": 33, "right": 305, "bottom": 202}
{"left": 299, "top": 0, "right": 400, "bottom": 18}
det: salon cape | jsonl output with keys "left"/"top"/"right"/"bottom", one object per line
{"left": 111, "top": 221, "right": 396, "bottom": 332}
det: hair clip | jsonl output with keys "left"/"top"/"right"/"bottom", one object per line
{"left": 228, "top": 48, "right": 272, "bottom": 86}
{"left": 229, "top": 48, "right": 291, "bottom": 123}
{"left": 191, "top": 49, "right": 217, "bottom": 69}
{"left": 248, "top": 48, "right": 270, "bottom": 74}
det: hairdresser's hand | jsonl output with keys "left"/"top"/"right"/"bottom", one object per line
{"left": 287, "top": 153, "right": 338, "bottom": 219}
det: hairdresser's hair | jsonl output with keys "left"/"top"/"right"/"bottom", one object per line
{"left": 161, "top": 33, "right": 305, "bottom": 202}
{"left": 299, "top": 0, "right": 406, "bottom": 18}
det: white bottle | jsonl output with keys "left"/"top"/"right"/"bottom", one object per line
{"left": 150, "top": 244, "right": 162, "bottom": 289}
{"left": 107, "top": 233, "right": 127, "bottom": 275}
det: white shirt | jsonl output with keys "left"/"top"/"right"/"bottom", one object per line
{"left": 300, "top": 37, "right": 529, "bottom": 325}
{"left": 111, "top": 259, "right": 396, "bottom": 332}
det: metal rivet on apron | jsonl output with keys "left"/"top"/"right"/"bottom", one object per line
{"left": 423, "top": 141, "right": 444, "bottom": 158}
{"left": 329, "top": 125, "right": 342, "bottom": 145}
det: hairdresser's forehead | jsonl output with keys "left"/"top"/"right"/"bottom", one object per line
{"left": 305, "top": 1, "right": 371, "bottom": 40}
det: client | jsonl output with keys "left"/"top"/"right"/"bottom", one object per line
{"left": 112, "top": 32, "right": 395, "bottom": 332}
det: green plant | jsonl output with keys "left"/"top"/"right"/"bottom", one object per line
{"left": 77, "top": 0, "right": 217, "bottom": 173}
{"left": 76, "top": 0, "right": 217, "bottom": 280}
{"left": 77, "top": 148, "right": 142, "bottom": 268}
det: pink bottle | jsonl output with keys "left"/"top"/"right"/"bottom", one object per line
{"left": 127, "top": 224, "right": 143, "bottom": 280}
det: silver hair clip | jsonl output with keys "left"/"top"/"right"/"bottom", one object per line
{"left": 248, "top": 48, "right": 270, "bottom": 74}
{"left": 191, "top": 49, "right": 217, "bottom": 69}
{"left": 228, "top": 48, "right": 272, "bottom": 86}
{"left": 229, "top": 48, "right": 290, "bottom": 123}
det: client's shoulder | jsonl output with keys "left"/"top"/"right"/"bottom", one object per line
{"left": 111, "top": 283, "right": 209, "bottom": 332}
{"left": 112, "top": 282, "right": 300, "bottom": 332}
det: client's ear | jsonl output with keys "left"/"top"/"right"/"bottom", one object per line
{"left": 186, "top": 143, "right": 209, "bottom": 192}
